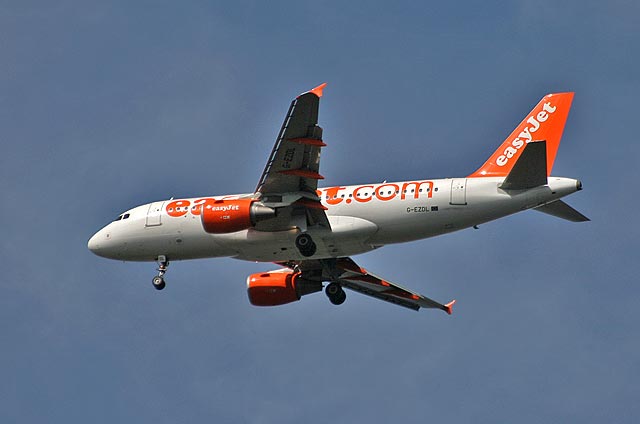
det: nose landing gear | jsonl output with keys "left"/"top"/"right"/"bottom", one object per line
{"left": 152, "top": 255, "right": 169, "bottom": 290}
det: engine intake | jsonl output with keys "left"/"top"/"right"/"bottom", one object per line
{"left": 247, "top": 271, "right": 322, "bottom": 306}
{"left": 201, "top": 199, "right": 275, "bottom": 234}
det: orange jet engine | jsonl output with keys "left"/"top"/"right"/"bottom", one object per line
{"left": 201, "top": 199, "right": 275, "bottom": 234}
{"left": 247, "top": 271, "right": 322, "bottom": 306}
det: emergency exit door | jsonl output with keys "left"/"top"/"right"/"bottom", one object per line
{"left": 450, "top": 179, "right": 467, "bottom": 205}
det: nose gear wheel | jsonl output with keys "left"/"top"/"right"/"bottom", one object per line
{"left": 152, "top": 255, "right": 169, "bottom": 290}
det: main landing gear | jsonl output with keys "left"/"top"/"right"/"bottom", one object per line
{"left": 152, "top": 255, "right": 169, "bottom": 290}
{"left": 325, "top": 282, "right": 346, "bottom": 305}
{"left": 295, "top": 233, "right": 317, "bottom": 257}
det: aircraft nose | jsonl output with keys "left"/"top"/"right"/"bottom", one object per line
{"left": 88, "top": 226, "right": 124, "bottom": 259}
{"left": 87, "top": 232, "right": 101, "bottom": 255}
{"left": 88, "top": 228, "right": 113, "bottom": 257}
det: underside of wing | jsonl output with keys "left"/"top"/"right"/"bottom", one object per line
{"left": 277, "top": 257, "right": 455, "bottom": 313}
{"left": 254, "top": 83, "right": 330, "bottom": 231}
{"left": 334, "top": 258, "right": 455, "bottom": 313}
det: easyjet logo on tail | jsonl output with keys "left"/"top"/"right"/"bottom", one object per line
{"left": 496, "top": 101, "right": 556, "bottom": 167}
{"left": 468, "top": 92, "right": 574, "bottom": 179}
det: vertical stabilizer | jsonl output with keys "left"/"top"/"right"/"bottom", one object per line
{"left": 468, "top": 92, "right": 574, "bottom": 178}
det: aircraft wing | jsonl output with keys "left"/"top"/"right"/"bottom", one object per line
{"left": 254, "top": 83, "right": 330, "bottom": 231}
{"left": 279, "top": 257, "right": 455, "bottom": 313}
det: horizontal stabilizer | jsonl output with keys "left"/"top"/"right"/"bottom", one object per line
{"left": 500, "top": 140, "right": 548, "bottom": 190}
{"left": 534, "top": 200, "right": 590, "bottom": 222}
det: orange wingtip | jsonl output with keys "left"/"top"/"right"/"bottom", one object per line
{"left": 308, "top": 82, "right": 327, "bottom": 98}
{"left": 445, "top": 300, "right": 456, "bottom": 315}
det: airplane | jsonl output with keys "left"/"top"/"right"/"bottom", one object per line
{"left": 88, "top": 83, "right": 588, "bottom": 314}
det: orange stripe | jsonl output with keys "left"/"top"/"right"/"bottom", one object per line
{"left": 279, "top": 169, "right": 324, "bottom": 179}
{"left": 288, "top": 138, "right": 327, "bottom": 147}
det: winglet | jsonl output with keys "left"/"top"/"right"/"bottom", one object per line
{"left": 445, "top": 300, "right": 456, "bottom": 315}
{"left": 308, "top": 82, "right": 327, "bottom": 98}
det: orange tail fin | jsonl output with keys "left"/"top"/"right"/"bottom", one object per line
{"left": 468, "top": 92, "right": 574, "bottom": 178}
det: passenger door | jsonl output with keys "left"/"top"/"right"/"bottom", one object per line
{"left": 145, "top": 201, "right": 165, "bottom": 227}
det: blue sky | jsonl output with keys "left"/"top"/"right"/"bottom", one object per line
{"left": 2, "top": 1, "right": 638, "bottom": 422}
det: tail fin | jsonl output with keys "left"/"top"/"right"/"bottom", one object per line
{"left": 468, "top": 92, "right": 574, "bottom": 178}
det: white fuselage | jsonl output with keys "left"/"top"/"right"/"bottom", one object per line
{"left": 88, "top": 176, "right": 581, "bottom": 263}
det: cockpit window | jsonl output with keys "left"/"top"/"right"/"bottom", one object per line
{"left": 114, "top": 213, "right": 130, "bottom": 222}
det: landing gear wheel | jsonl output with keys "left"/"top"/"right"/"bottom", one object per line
{"left": 152, "top": 255, "right": 169, "bottom": 290}
{"left": 326, "top": 282, "right": 341, "bottom": 296}
{"left": 152, "top": 276, "right": 166, "bottom": 290}
{"left": 325, "top": 282, "right": 346, "bottom": 305}
{"left": 330, "top": 290, "right": 346, "bottom": 305}
{"left": 295, "top": 233, "right": 317, "bottom": 257}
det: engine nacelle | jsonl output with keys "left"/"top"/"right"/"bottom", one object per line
{"left": 247, "top": 271, "right": 322, "bottom": 306}
{"left": 201, "top": 199, "right": 274, "bottom": 234}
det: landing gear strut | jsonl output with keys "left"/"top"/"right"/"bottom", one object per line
{"left": 152, "top": 255, "right": 169, "bottom": 290}
{"left": 295, "top": 233, "right": 317, "bottom": 257}
{"left": 325, "top": 282, "right": 346, "bottom": 305}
